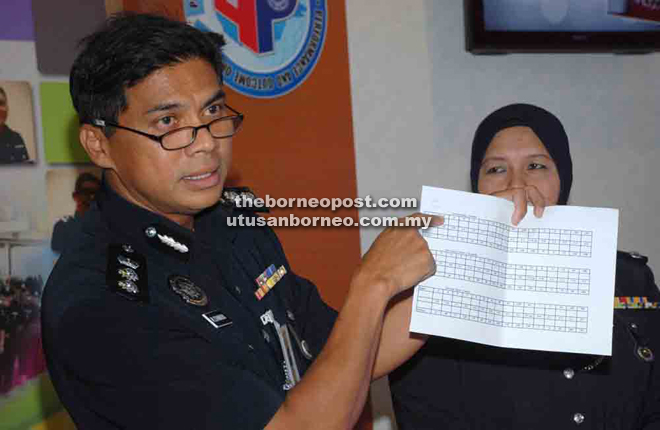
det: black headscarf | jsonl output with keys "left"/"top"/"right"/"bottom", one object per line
{"left": 470, "top": 103, "right": 573, "bottom": 205}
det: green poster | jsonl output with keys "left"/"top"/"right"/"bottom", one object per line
{"left": 40, "top": 82, "right": 90, "bottom": 164}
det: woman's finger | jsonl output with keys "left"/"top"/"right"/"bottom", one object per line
{"left": 524, "top": 185, "right": 547, "bottom": 218}
{"left": 510, "top": 188, "right": 527, "bottom": 226}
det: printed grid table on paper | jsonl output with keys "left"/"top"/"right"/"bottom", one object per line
{"left": 433, "top": 250, "right": 591, "bottom": 295}
{"left": 424, "top": 213, "right": 593, "bottom": 257}
{"left": 416, "top": 286, "right": 589, "bottom": 333}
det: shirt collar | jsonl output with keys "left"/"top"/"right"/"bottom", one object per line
{"left": 90, "top": 179, "right": 236, "bottom": 262}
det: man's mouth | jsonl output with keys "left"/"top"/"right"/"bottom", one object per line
{"left": 181, "top": 168, "right": 222, "bottom": 189}
{"left": 184, "top": 172, "right": 214, "bottom": 180}
{"left": 183, "top": 168, "right": 218, "bottom": 181}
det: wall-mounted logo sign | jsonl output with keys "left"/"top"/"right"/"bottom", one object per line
{"left": 185, "top": 0, "right": 328, "bottom": 98}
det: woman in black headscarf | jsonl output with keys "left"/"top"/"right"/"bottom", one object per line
{"left": 470, "top": 103, "right": 572, "bottom": 224}
{"left": 389, "top": 103, "right": 660, "bottom": 430}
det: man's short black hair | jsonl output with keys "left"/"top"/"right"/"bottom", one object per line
{"left": 0, "top": 87, "right": 6, "bottom": 100}
{"left": 70, "top": 13, "right": 226, "bottom": 136}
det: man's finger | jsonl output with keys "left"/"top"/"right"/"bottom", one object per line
{"left": 404, "top": 213, "right": 444, "bottom": 229}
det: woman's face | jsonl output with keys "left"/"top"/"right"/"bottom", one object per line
{"left": 477, "top": 126, "right": 561, "bottom": 205}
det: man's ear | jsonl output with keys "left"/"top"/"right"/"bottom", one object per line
{"left": 79, "top": 124, "right": 114, "bottom": 169}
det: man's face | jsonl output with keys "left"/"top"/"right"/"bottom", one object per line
{"left": 0, "top": 92, "right": 8, "bottom": 128}
{"left": 103, "top": 59, "right": 232, "bottom": 225}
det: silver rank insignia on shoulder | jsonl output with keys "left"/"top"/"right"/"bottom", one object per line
{"left": 107, "top": 244, "right": 149, "bottom": 303}
{"left": 168, "top": 275, "right": 208, "bottom": 307}
{"left": 118, "top": 280, "right": 138, "bottom": 294}
{"left": 118, "top": 267, "right": 139, "bottom": 282}
{"left": 220, "top": 186, "right": 270, "bottom": 213}
{"left": 117, "top": 255, "right": 139, "bottom": 270}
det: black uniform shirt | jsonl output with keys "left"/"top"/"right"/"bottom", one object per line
{"left": 42, "top": 184, "right": 337, "bottom": 429}
{"left": 0, "top": 125, "right": 29, "bottom": 164}
{"left": 51, "top": 214, "right": 82, "bottom": 254}
{"left": 390, "top": 252, "right": 660, "bottom": 430}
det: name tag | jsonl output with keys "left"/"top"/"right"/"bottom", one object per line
{"left": 202, "top": 310, "right": 233, "bottom": 329}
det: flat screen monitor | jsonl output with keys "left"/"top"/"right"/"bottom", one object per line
{"left": 465, "top": 0, "right": 660, "bottom": 53}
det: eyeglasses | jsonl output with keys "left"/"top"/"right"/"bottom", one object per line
{"left": 92, "top": 105, "right": 244, "bottom": 151}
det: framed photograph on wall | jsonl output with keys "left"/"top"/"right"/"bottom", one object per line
{"left": 0, "top": 81, "right": 37, "bottom": 165}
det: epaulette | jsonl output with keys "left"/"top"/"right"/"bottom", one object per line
{"left": 615, "top": 250, "right": 660, "bottom": 306}
{"left": 220, "top": 186, "right": 269, "bottom": 213}
{"left": 621, "top": 250, "right": 649, "bottom": 264}
{"left": 106, "top": 244, "right": 149, "bottom": 303}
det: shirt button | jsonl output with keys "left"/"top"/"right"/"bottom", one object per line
{"left": 247, "top": 344, "right": 255, "bottom": 352}
{"left": 300, "top": 340, "right": 313, "bottom": 359}
{"left": 563, "top": 368, "right": 575, "bottom": 379}
{"left": 287, "top": 310, "right": 295, "bottom": 321}
{"left": 637, "top": 346, "right": 654, "bottom": 362}
{"left": 573, "top": 413, "right": 585, "bottom": 424}
{"left": 234, "top": 285, "right": 241, "bottom": 295}
{"left": 145, "top": 226, "right": 157, "bottom": 238}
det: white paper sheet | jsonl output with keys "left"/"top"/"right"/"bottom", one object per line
{"left": 410, "top": 186, "right": 619, "bottom": 355}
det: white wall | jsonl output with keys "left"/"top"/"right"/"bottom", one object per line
{"left": 346, "top": 1, "right": 660, "bottom": 429}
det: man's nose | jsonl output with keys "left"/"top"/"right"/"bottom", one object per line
{"left": 186, "top": 126, "right": 218, "bottom": 154}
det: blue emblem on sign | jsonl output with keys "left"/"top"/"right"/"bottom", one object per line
{"left": 184, "top": 0, "right": 328, "bottom": 98}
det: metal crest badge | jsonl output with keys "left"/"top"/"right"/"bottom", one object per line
{"left": 169, "top": 275, "right": 208, "bottom": 307}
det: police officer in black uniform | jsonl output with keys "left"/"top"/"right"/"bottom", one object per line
{"left": 389, "top": 104, "right": 660, "bottom": 429}
{"left": 41, "top": 13, "right": 441, "bottom": 429}
{"left": 0, "top": 86, "right": 30, "bottom": 164}
{"left": 51, "top": 172, "right": 101, "bottom": 253}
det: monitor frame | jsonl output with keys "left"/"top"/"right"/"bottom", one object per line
{"left": 464, "top": 0, "right": 660, "bottom": 54}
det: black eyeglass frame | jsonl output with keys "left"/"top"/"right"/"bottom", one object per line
{"left": 91, "top": 104, "right": 244, "bottom": 151}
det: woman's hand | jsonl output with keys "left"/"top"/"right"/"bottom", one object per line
{"left": 488, "top": 185, "right": 547, "bottom": 226}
